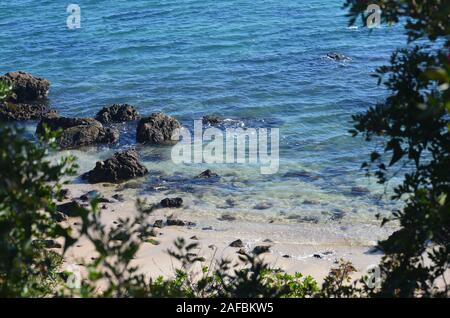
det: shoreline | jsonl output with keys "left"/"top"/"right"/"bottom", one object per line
{"left": 60, "top": 182, "right": 388, "bottom": 283}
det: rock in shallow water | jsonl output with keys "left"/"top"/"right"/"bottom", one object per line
{"left": 0, "top": 71, "right": 50, "bottom": 103}
{"left": 160, "top": 197, "right": 183, "bottom": 208}
{"left": 36, "top": 116, "right": 119, "bottom": 148}
{"left": 83, "top": 149, "right": 148, "bottom": 183}
{"left": 95, "top": 104, "right": 140, "bottom": 124}
{"left": 0, "top": 102, "right": 57, "bottom": 121}
{"left": 136, "top": 112, "right": 181, "bottom": 144}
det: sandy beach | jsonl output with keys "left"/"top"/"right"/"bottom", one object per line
{"left": 60, "top": 182, "right": 389, "bottom": 284}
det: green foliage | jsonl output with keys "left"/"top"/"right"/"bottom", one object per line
{"left": 0, "top": 80, "right": 13, "bottom": 101}
{"left": 345, "top": 0, "right": 450, "bottom": 297}
{"left": 0, "top": 125, "right": 77, "bottom": 297}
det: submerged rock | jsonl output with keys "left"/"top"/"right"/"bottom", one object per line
{"left": 350, "top": 186, "right": 370, "bottom": 196}
{"left": 202, "top": 115, "right": 223, "bottom": 126}
{"left": 83, "top": 149, "right": 148, "bottom": 183}
{"left": 326, "top": 53, "right": 351, "bottom": 62}
{"left": 36, "top": 116, "right": 119, "bottom": 148}
{"left": 95, "top": 104, "right": 140, "bottom": 124}
{"left": 160, "top": 197, "right": 183, "bottom": 208}
{"left": 0, "top": 71, "right": 50, "bottom": 103}
{"left": 253, "top": 202, "right": 273, "bottom": 210}
{"left": 136, "top": 112, "right": 181, "bottom": 144}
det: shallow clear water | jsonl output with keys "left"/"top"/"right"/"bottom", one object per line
{"left": 1, "top": 0, "right": 406, "bottom": 243}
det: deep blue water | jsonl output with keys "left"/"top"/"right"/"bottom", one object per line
{"left": 0, "top": 0, "right": 407, "bottom": 230}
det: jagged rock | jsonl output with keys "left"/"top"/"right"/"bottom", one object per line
{"left": 83, "top": 149, "right": 148, "bottom": 183}
{"left": 0, "top": 71, "right": 50, "bottom": 103}
{"left": 136, "top": 112, "right": 181, "bottom": 144}
{"left": 166, "top": 219, "right": 195, "bottom": 227}
{"left": 229, "top": 239, "right": 244, "bottom": 248}
{"left": 36, "top": 116, "right": 119, "bottom": 148}
{"left": 0, "top": 102, "right": 57, "bottom": 121}
{"left": 95, "top": 104, "right": 140, "bottom": 124}
{"left": 153, "top": 220, "right": 164, "bottom": 228}
{"left": 196, "top": 169, "right": 219, "bottom": 179}
{"left": 160, "top": 197, "right": 183, "bottom": 208}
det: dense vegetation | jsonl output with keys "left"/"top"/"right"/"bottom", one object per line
{"left": 0, "top": 0, "right": 449, "bottom": 297}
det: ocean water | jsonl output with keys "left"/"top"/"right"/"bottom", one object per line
{"left": 0, "top": 0, "right": 406, "bottom": 244}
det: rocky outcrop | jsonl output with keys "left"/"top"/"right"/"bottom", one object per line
{"left": 160, "top": 197, "right": 183, "bottom": 208}
{"left": 0, "top": 71, "right": 57, "bottom": 121}
{"left": 36, "top": 116, "right": 119, "bottom": 148}
{"left": 82, "top": 149, "right": 148, "bottom": 183}
{"left": 0, "top": 71, "right": 50, "bottom": 103}
{"left": 95, "top": 104, "right": 140, "bottom": 124}
{"left": 0, "top": 103, "right": 57, "bottom": 121}
{"left": 136, "top": 112, "right": 181, "bottom": 144}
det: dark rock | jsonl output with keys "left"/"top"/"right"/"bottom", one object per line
{"left": 302, "top": 199, "right": 319, "bottom": 205}
{"left": 36, "top": 116, "right": 119, "bottom": 149}
{"left": 229, "top": 239, "right": 244, "bottom": 248}
{"left": 253, "top": 202, "right": 273, "bottom": 210}
{"left": 136, "top": 112, "right": 181, "bottom": 144}
{"left": 0, "top": 71, "right": 50, "bottom": 103}
{"left": 202, "top": 115, "right": 223, "bottom": 125}
{"left": 202, "top": 226, "right": 213, "bottom": 231}
{"left": 0, "top": 102, "right": 57, "bottom": 121}
{"left": 218, "top": 214, "right": 236, "bottom": 221}
{"left": 53, "top": 212, "right": 68, "bottom": 223}
{"left": 95, "top": 104, "right": 140, "bottom": 124}
{"left": 313, "top": 254, "right": 322, "bottom": 259}
{"left": 112, "top": 231, "right": 130, "bottom": 241}
{"left": 56, "top": 201, "right": 82, "bottom": 217}
{"left": 160, "top": 197, "right": 183, "bottom": 208}
{"left": 263, "top": 239, "right": 273, "bottom": 243}
{"left": 282, "top": 254, "right": 290, "bottom": 258}
{"left": 196, "top": 169, "right": 219, "bottom": 179}
{"left": 252, "top": 245, "right": 271, "bottom": 255}
{"left": 166, "top": 219, "right": 191, "bottom": 227}
{"left": 59, "top": 188, "right": 72, "bottom": 199}
{"left": 83, "top": 149, "right": 148, "bottom": 183}
{"left": 190, "top": 236, "right": 199, "bottom": 240}
{"left": 153, "top": 220, "right": 164, "bottom": 228}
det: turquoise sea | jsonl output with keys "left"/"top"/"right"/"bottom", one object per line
{"left": 0, "top": 0, "right": 407, "bottom": 244}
